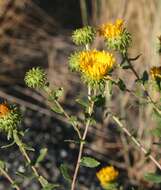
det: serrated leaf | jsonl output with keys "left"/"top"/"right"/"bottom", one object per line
{"left": 80, "top": 157, "right": 100, "bottom": 168}
{"left": 35, "top": 148, "right": 48, "bottom": 166}
{"left": 60, "top": 164, "right": 71, "bottom": 183}
{"left": 144, "top": 173, "right": 161, "bottom": 183}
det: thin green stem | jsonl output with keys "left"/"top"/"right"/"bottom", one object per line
{"left": 0, "top": 167, "right": 21, "bottom": 190}
{"left": 71, "top": 86, "right": 94, "bottom": 190}
{"left": 44, "top": 87, "right": 82, "bottom": 139}
{"left": 54, "top": 100, "right": 82, "bottom": 139}
{"left": 13, "top": 131, "right": 45, "bottom": 187}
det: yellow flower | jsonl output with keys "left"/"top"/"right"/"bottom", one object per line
{"left": 98, "top": 19, "right": 124, "bottom": 39}
{"left": 78, "top": 50, "right": 116, "bottom": 81}
{"left": 0, "top": 103, "right": 10, "bottom": 117}
{"left": 96, "top": 166, "right": 119, "bottom": 187}
{"left": 150, "top": 66, "right": 161, "bottom": 80}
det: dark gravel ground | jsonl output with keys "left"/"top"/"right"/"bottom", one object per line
{"left": 0, "top": 107, "right": 103, "bottom": 190}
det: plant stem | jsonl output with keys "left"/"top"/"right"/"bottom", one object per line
{"left": 13, "top": 131, "right": 45, "bottom": 187}
{"left": 54, "top": 100, "right": 82, "bottom": 139}
{"left": 44, "top": 87, "right": 82, "bottom": 139}
{"left": 112, "top": 115, "right": 161, "bottom": 170}
{"left": 71, "top": 86, "right": 94, "bottom": 190}
{"left": 0, "top": 167, "right": 21, "bottom": 190}
{"left": 125, "top": 55, "right": 161, "bottom": 115}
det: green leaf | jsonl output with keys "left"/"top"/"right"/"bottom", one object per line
{"left": 144, "top": 173, "right": 161, "bottom": 183}
{"left": 76, "top": 98, "right": 88, "bottom": 108}
{"left": 40, "top": 176, "right": 60, "bottom": 189}
{"left": 1, "top": 141, "right": 15, "bottom": 149}
{"left": 122, "top": 65, "right": 131, "bottom": 69}
{"left": 23, "top": 144, "right": 35, "bottom": 152}
{"left": 117, "top": 79, "right": 126, "bottom": 91}
{"left": 142, "top": 71, "right": 149, "bottom": 84}
{"left": 42, "top": 183, "right": 60, "bottom": 190}
{"left": 68, "top": 116, "right": 78, "bottom": 126}
{"left": 103, "top": 182, "right": 118, "bottom": 190}
{"left": 0, "top": 160, "right": 6, "bottom": 170}
{"left": 151, "top": 127, "right": 161, "bottom": 138}
{"left": 39, "top": 176, "right": 48, "bottom": 186}
{"left": 92, "top": 94, "right": 106, "bottom": 107}
{"left": 60, "top": 164, "right": 72, "bottom": 183}
{"left": 80, "top": 156, "right": 100, "bottom": 168}
{"left": 16, "top": 171, "right": 35, "bottom": 180}
{"left": 35, "top": 148, "right": 48, "bottom": 166}
{"left": 51, "top": 102, "right": 63, "bottom": 114}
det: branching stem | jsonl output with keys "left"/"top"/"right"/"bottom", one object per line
{"left": 125, "top": 54, "right": 161, "bottom": 115}
{"left": 71, "top": 86, "right": 94, "bottom": 190}
{"left": 13, "top": 131, "right": 46, "bottom": 187}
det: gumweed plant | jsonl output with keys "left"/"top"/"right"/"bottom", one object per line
{"left": 0, "top": 19, "right": 161, "bottom": 190}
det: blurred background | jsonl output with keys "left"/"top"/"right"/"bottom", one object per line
{"left": 0, "top": 0, "right": 161, "bottom": 189}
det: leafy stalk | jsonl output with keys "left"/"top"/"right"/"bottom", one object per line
{"left": 124, "top": 54, "right": 161, "bottom": 115}
{"left": 71, "top": 85, "right": 94, "bottom": 190}
{"left": 13, "top": 130, "right": 48, "bottom": 188}
{"left": 0, "top": 165, "right": 21, "bottom": 190}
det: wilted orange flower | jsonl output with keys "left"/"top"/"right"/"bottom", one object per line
{"left": 0, "top": 103, "right": 10, "bottom": 117}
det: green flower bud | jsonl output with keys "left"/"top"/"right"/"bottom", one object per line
{"left": 68, "top": 52, "right": 80, "bottom": 72}
{"left": 72, "top": 26, "right": 96, "bottom": 46}
{"left": 0, "top": 103, "right": 22, "bottom": 139}
{"left": 105, "top": 29, "right": 132, "bottom": 55}
{"left": 25, "top": 67, "right": 47, "bottom": 89}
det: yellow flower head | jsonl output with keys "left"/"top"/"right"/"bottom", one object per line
{"left": 98, "top": 19, "right": 124, "bottom": 39}
{"left": 150, "top": 66, "right": 161, "bottom": 80}
{"left": 78, "top": 50, "right": 116, "bottom": 82}
{"left": 96, "top": 166, "right": 119, "bottom": 187}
